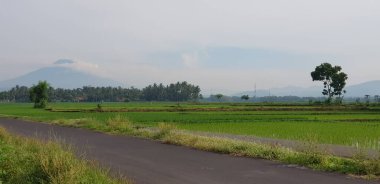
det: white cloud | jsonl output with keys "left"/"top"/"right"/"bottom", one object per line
{"left": 53, "top": 59, "right": 108, "bottom": 77}
{"left": 181, "top": 52, "right": 199, "bottom": 68}
{"left": 68, "top": 60, "right": 99, "bottom": 72}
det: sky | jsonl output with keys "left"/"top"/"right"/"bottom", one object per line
{"left": 1, "top": 0, "right": 380, "bottom": 94}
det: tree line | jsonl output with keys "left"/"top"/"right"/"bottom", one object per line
{"left": 0, "top": 81, "right": 201, "bottom": 103}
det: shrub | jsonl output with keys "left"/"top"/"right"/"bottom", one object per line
{"left": 106, "top": 114, "right": 134, "bottom": 133}
{"left": 153, "top": 123, "right": 177, "bottom": 139}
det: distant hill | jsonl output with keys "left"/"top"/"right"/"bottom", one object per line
{"left": 345, "top": 80, "right": 380, "bottom": 97}
{"left": 235, "top": 80, "right": 380, "bottom": 98}
{"left": 0, "top": 61, "right": 124, "bottom": 90}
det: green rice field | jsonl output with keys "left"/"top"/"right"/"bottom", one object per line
{"left": 0, "top": 102, "right": 379, "bottom": 149}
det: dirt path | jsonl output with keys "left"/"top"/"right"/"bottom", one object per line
{"left": 0, "top": 118, "right": 376, "bottom": 184}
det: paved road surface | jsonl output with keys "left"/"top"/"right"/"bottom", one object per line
{"left": 0, "top": 118, "right": 376, "bottom": 184}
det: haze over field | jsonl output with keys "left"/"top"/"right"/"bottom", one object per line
{"left": 1, "top": 0, "right": 380, "bottom": 94}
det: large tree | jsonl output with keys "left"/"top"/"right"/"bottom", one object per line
{"left": 215, "top": 94, "right": 223, "bottom": 102}
{"left": 29, "top": 81, "right": 50, "bottom": 108}
{"left": 241, "top": 95, "right": 250, "bottom": 101}
{"left": 311, "top": 63, "right": 348, "bottom": 103}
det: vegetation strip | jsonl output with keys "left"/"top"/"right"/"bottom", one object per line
{"left": 159, "top": 130, "right": 380, "bottom": 180}
{"left": 0, "top": 127, "right": 130, "bottom": 184}
{"left": 180, "top": 130, "right": 380, "bottom": 159}
{"left": 46, "top": 105, "right": 376, "bottom": 113}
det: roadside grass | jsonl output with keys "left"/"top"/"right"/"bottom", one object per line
{"left": 0, "top": 127, "right": 130, "bottom": 184}
{"left": 106, "top": 114, "right": 135, "bottom": 133}
{"left": 152, "top": 124, "right": 380, "bottom": 180}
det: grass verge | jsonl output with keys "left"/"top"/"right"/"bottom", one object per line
{"left": 154, "top": 126, "right": 380, "bottom": 180}
{"left": 0, "top": 127, "right": 130, "bottom": 184}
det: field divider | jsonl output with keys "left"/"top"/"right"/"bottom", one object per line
{"left": 178, "top": 130, "right": 380, "bottom": 159}
{"left": 145, "top": 125, "right": 380, "bottom": 180}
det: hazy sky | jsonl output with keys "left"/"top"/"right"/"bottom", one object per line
{"left": 1, "top": 0, "right": 379, "bottom": 94}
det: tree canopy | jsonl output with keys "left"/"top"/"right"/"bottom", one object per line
{"left": 142, "top": 81, "right": 201, "bottom": 102}
{"left": 215, "top": 94, "right": 224, "bottom": 101}
{"left": 29, "top": 81, "right": 50, "bottom": 108}
{"left": 241, "top": 95, "right": 249, "bottom": 101}
{"left": 311, "top": 63, "right": 348, "bottom": 103}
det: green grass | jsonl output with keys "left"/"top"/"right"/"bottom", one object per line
{"left": 0, "top": 102, "right": 380, "bottom": 149}
{"left": 0, "top": 127, "right": 129, "bottom": 184}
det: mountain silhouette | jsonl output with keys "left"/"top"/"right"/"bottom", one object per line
{"left": 0, "top": 61, "right": 124, "bottom": 90}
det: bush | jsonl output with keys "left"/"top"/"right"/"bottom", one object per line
{"left": 106, "top": 114, "right": 134, "bottom": 133}
{"left": 153, "top": 123, "right": 177, "bottom": 139}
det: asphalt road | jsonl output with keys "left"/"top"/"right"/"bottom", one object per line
{"left": 0, "top": 118, "right": 376, "bottom": 184}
